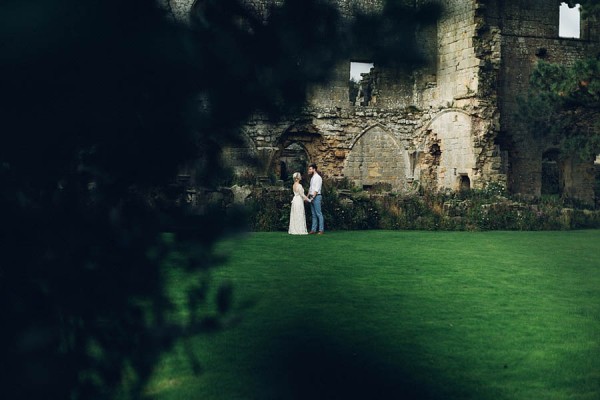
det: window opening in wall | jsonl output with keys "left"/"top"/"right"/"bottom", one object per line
{"left": 429, "top": 143, "right": 441, "bottom": 159}
{"left": 542, "top": 150, "right": 561, "bottom": 196}
{"left": 559, "top": 2, "right": 581, "bottom": 38}
{"left": 279, "top": 161, "right": 288, "bottom": 181}
{"left": 349, "top": 61, "right": 374, "bottom": 106}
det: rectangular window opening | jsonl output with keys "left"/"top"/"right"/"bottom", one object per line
{"left": 559, "top": 2, "right": 581, "bottom": 38}
{"left": 349, "top": 61, "right": 374, "bottom": 106}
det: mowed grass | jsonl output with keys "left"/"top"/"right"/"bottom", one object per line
{"left": 146, "top": 230, "right": 600, "bottom": 400}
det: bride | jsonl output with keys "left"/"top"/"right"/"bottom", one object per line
{"left": 288, "top": 172, "right": 309, "bottom": 235}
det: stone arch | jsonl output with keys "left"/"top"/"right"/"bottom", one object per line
{"left": 349, "top": 123, "right": 402, "bottom": 149}
{"left": 344, "top": 124, "right": 409, "bottom": 191}
{"left": 280, "top": 142, "right": 309, "bottom": 181}
{"left": 423, "top": 110, "right": 476, "bottom": 190}
{"left": 221, "top": 132, "right": 258, "bottom": 178}
{"left": 459, "top": 174, "right": 471, "bottom": 191}
{"left": 275, "top": 123, "right": 325, "bottom": 180}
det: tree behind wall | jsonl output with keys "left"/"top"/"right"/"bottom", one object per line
{"left": 518, "top": 1, "right": 600, "bottom": 164}
{"left": 518, "top": 57, "right": 600, "bottom": 160}
{"left": 566, "top": 0, "right": 600, "bottom": 19}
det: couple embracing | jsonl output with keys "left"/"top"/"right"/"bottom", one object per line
{"left": 288, "top": 163, "right": 325, "bottom": 235}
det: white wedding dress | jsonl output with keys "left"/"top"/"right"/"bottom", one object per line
{"left": 288, "top": 183, "right": 308, "bottom": 235}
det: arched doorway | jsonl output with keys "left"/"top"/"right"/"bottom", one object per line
{"left": 459, "top": 174, "right": 471, "bottom": 191}
{"left": 280, "top": 142, "right": 308, "bottom": 181}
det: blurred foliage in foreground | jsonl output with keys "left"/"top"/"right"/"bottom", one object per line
{"left": 0, "top": 0, "right": 440, "bottom": 398}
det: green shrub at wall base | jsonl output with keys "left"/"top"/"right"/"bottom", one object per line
{"left": 245, "top": 180, "right": 600, "bottom": 231}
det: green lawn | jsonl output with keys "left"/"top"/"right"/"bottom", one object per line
{"left": 146, "top": 230, "right": 600, "bottom": 400}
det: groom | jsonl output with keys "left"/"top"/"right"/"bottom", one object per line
{"left": 307, "top": 163, "right": 324, "bottom": 235}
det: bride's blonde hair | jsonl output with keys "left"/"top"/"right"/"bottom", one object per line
{"left": 292, "top": 172, "right": 301, "bottom": 181}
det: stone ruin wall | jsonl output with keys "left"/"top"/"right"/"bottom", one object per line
{"left": 485, "top": 0, "right": 600, "bottom": 202}
{"left": 167, "top": 0, "right": 599, "bottom": 204}
{"left": 221, "top": 0, "right": 505, "bottom": 194}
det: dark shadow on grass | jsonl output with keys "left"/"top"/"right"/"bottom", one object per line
{"left": 253, "top": 323, "right": 454, "bottom": 400}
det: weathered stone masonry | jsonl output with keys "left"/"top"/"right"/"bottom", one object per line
{"left": 487, "top": 0, "right": 600, "bottom": 202}
{"left": 168, "top": 0, "right": 600, "bottom": 204}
